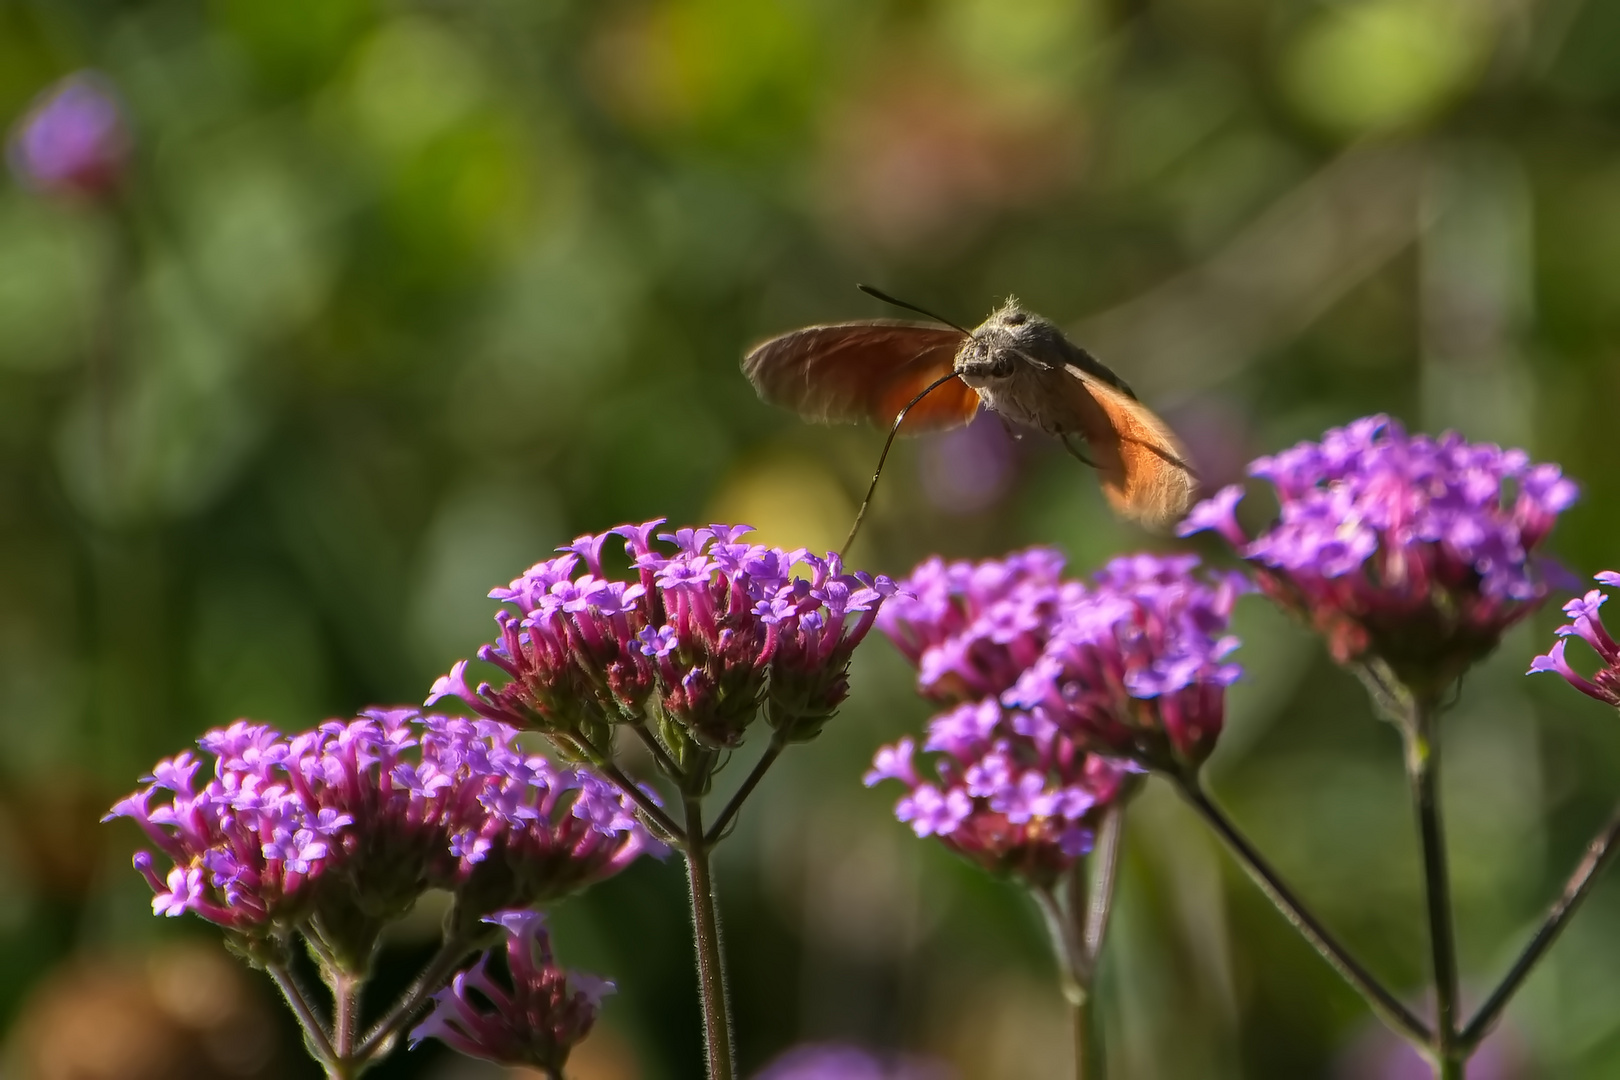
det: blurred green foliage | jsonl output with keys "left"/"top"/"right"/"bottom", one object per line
{"left": 2, "top": 0, "right": 1619, "bottom": 1077}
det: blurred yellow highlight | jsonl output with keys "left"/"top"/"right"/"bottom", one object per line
{"left": 705, "top": 454, "right": 854, "bottom": 559}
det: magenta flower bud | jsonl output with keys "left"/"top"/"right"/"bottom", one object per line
{"left": 434, "top": 522, "right": 897, "bottom": 753}
{"left": 7, "top": 72, "right": 129, "bottom": 198}
{"left": 1528, "top": 572, "right": 1620, "bottom": 707}
{"left": 409, "top": 909, "right": 612, "bottom": 1075}
{"left": 1179, "top": 415, "right": 1578, "bottom": 698}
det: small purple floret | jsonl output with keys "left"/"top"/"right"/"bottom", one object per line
{"left": 1529, "top": 572, "right": 1620, "bottom": 708}
{"left": 409, "top": 909, "right": 611, "bottom": 1073}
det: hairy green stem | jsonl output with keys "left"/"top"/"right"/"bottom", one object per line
{"left": 1034, "top": 884, "right": 1089, "bottom": 1005}
{"left": 1175, "top": 776, "right": 1432, "bottom": 1046}
{"left": 630, "top": 720, "right": 684, "bottom": 781}
{"left": 267, "top": 962, "right": 336, "bottom": 1066}
{"left": 1084, "top": 805, "right": 1124, "bottom": 965}
{"left": 683, "top": 798, "right": 734, "bottom": 1080}
{"left": 1402, "top": 704, "right": 1462, "bottom": 1077}
{"left": 1035, "top": 806, "right": 1127, "bottom": 1080}
{"left": 332, "top": 968, "right": 363, "bottom": 1063}
{"left": 1072, "top": 993, "right": 1102, "bottom": 1080}
{"left": 1462, "top": 800, "right": 1620, "bottom": 1048}
{"left": 705, "top": 736, "right": 786, "bottom": 847}
{"left": 599, "top": 758, "right": 685, "bottom": 842}
{"left": 355, "top": 933, "right": 480, "bottom": 1059}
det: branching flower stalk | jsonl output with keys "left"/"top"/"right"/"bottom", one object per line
{"left": 1182, "top": 414, "right": 1582, "bottom": 1077}
{"left": 433, "top": 520, "right": 898, "bottom": 1080}
{"left": 868, "top": 549, "right": 1252, "bottom": 1078}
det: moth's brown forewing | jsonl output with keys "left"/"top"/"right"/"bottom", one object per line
{"left": 741, "top": 303, "right": 1196, "bottom": 535}
{"left": 741, "top": 323, "right": 979, "bottom": 433}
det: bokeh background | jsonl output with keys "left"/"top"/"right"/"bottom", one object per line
{"left": 2, "top": 0, "right": 1620, "bottom": 1076}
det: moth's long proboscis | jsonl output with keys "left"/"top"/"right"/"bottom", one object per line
{"left": 841, "top": 369, "right": 966, "bottom": 558}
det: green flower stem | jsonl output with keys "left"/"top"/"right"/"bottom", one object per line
{"left": 355, "top": 933, "right": 481, "bottom": 1059}
{"left": 1072, "top": 994, "right": 1101, "bottom": 1080}
{"left": 1174, "top": 775, "right": 1432, "bottom": 1046}
{"left": 1084, "top": 804, "right": 1125, "bottom": 964}
{"left": 1401, "top": 704, "right": 1462, "bottom": 1078}
{"left": 1034, "top": 805, "right": 1127, "bottom": 1080}
{"left": 1462, "top": 799, "right": 1620, "bottom": 1049}
{"left": 267, "top": 962, "right": 336, "bottom": 1066}
{"left": 1033, "top": 884, "right": 1088, "bottom": 1005}
{"left": 704, "top": 735, "right": 786, "bottom": 847}
{"left": 629, "top": 720, "right": 685, "bottom": 782}
{"left": 682, "top": 797, "right": 735, "bottom": 1080}
{"left": 332, "top": 968, "right": 363, "bottom": 1061}
{"left": 598, "top": 758, "right": 685, "bottom": 843}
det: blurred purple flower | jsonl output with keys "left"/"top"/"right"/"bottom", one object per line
{"left": 432, "top": 521, "right": 898, "bottom": 749}
{"left": 1335, "top": 1015, "right": 1526, "bottom": 1079}
{"left": 753, "top": 1042, "right": 953, "bottom": 1080}
{"left": 410, "top": 909, "right": 611, "bottom": 1075}
{"left": 1004, "top": 554, "right": 1248, "bottom": 776}
{"left": 1160, "top": 397, "right": 1255, "bottom": 494}
{"left": 105, "top": 710, "right": 658, "bottom": 948}
{"left": 920, "top": 412, "right": 1016, "bottom": 515}
{"left": 7, "top": 72, "right": 129, "bottom": 197}
{"left": 1529, "top": 571, "right": 1620, "bottom": 707}
{"left": 870, "top": 550, "right": 1138, "bottom": 886}
{"left": 1180, "top": 415, "right": 1577, "bottom": 695}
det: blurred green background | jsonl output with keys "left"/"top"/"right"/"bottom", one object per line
{"left": 3, "top": 0, "right": 1620, "bottom": 1077}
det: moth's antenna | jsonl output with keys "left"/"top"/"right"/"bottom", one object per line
{"left": 857, "top": 284, "right": 973, "bottom": 337}
{"left": 841, "top": 369, "right": 963, "bottom": 557}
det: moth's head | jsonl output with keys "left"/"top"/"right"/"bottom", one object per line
{"left": 959, "top": 298, "right": 1069, "bottom": 378}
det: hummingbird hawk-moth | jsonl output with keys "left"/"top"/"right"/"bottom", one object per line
{"left": 742, "top": 287, "right": 1196, "bottom": 550}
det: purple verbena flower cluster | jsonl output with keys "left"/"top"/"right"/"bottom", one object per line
{"left": 430, "top": 521, "right": 897, "bottom": 751}
{"left": 410, "top": 909, "right": 612, "bottom": 1075}
{"left": 105, "top": 709, "right": 658, "bottom": 955}
{"left": 1006, "top": 554, "right": 1248, "bottom": 776}
{"left": 1180, "top": 415, "right": 1577, "bottom": 693}
{"left": 868, "top": 549, "right": 1138, "bottom": 886}
{"left": 1529, "top": 572, "right": 1620, "bottom": 708}
{"left": 7, "top": 72, "right": 128, "bottom": 198}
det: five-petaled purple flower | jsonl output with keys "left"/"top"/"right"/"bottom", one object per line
{"left": 409, "top": 909, "right": 613, "bottom": 1076}
{"left": 1004, "top": 554, "right": 1248, "bottom": 776}
{"left": 1529, "top": 571, "right": 1620, "bottom": 707}
{"left": 869, "top": 550, "right": 1138, "bottom": 886}
{"left": 430, "top": 521, "right": 898, "bottom": 751}
{"left": 7, "top": 72, "right": 129, "bottom": 197}
{"left": 105, "top": 709, "right": 659, "bottom": 952}
{"left": 1179, "top": 415, "right": 1578, "bottom": 696}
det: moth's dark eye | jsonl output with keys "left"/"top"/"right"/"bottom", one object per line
{"left": 1004, "top": 311, "right": 1028, "bottom": 326}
